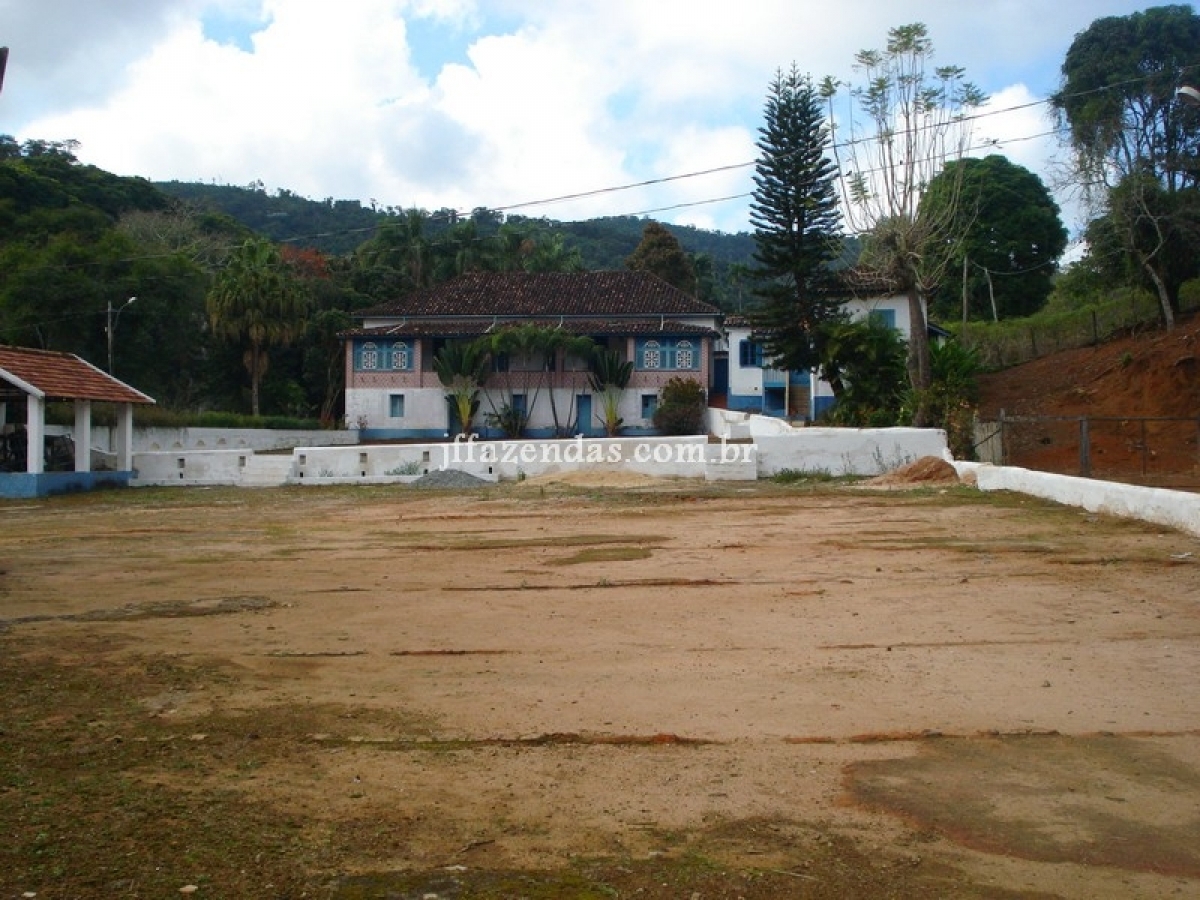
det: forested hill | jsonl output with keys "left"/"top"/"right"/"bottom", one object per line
{"left": 157, "top": 181, "right": 390, "bottom": 255}
{"left": 155, "top": 180, "right": 757, "bottom": 274}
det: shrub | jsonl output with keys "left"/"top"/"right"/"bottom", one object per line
{"left": 652, "top": 377, "right": 707, "bottom": 435}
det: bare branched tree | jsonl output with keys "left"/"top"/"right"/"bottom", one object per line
{"left": 820, "top": 23, "right": 985, "bottom": 424}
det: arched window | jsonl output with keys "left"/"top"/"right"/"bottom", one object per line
{"left": 642, "top": 340, "right": 662, "bottom": 369}
{"left": 675, "top": 340, "right": 694, "bottom": 370}
{"left": 360, "top": 342, "right": 379, "bottom": 370}
{"left": 390, "top": 341, "right": 410, "bottom": 370}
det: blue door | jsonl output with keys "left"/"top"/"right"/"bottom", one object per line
{"left": 576, "top": 395, "right": 593, "bottom": 436}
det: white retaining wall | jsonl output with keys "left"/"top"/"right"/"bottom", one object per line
{"left": 755, "top": 427, "right": 950, "bottom": 476}
{"left": 955, "top": 462, "right": 1200, "bottom": 539}
{"left": 134, "top": 449, "right": 257, "bottom": 485}
{"left": 293, "top": 436, "right": 726, "bottom": 482}
{"left": 129, "top": 433, "right": 1200, "bottom": 541}
{"left": 59, "top": 425, "right": 360, "bottom": 454}
{"left": 132, "top": 436, "right": 760, "bottom": 486}
{"left": 708, "top": 409, "right": 952, "bottom": 477}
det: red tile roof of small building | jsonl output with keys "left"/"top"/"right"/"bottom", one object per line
{"left": 0, "top": 345, "right": 155, "bottom": 404}
{"left": 357, "top": 271, "right": 722, "bottom": 319}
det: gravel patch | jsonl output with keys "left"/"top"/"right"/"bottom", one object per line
{"left": 410, "top": 469, "right": 492, "bottom": 489}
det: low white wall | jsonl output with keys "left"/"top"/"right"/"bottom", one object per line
{"left": 756, "top": 427, "right": 950, "bottom": 477}
{"left": 141, "top": 426, "right": 359, "bottom": 452}
{"left": 708, "top": 408, "right": 797, "bottom": 438}
{"left": 134, "top": 449, "right": 253, "bottom": 485}
{"left": 295, "top": 436, "right": 720, "bottom": 482}
{"left": 78, "top": 425, "right": 359, "bottom": 453}
{"left": 955, "top": 462, "right": 1200, "bottom": 539}
{"left": 132, "top": 436, "right": 761, "bottom": 486}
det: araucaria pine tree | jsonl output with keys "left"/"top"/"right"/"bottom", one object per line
{"left": 749, "top": 65, "right": 843, "bottom": 373}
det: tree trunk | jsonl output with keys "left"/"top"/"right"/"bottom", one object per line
{"left": 1140, "top": 257, "right": 1176, "bottom": 331}
{"left": 906, "top": 286, "right": 933, "bottom": 426}
{"left": 245, "top": 343, "right": 267, "bottom": 418}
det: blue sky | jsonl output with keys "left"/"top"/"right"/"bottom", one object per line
{"left": 0, "top": 0, "right": 1158, "bottom": 243}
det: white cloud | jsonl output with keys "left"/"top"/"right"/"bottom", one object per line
{"left": 5, "top": 0, "right": 1153, "bottom": 238}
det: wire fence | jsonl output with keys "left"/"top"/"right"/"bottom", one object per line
{"left": 974, "top": 414, "right": 1200, "bottom": 490}
{"left": 961, "top": 300, "right": 1166, "bottom": 370}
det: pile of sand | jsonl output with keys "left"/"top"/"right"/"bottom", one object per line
{"left": 862, "top": 456, "right": 961, "bottom": 488}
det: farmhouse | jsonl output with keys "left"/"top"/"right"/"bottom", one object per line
{"left": 343, "top": 271, "right": 723, "bottom": 439}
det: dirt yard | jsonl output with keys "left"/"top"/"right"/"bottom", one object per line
{"left": 2, "top": 476, "right": 1199, "bottom": 898}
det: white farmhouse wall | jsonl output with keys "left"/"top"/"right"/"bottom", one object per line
{"left": 726, "top": 324, "right": 762, "bottom": 402}
{"left": 347, "top": 384, "right": 677, "bottom": 437}
{"left": 345, "top": 386, "right": 449, "bottom": 435}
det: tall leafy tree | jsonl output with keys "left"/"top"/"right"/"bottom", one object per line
{"left": 354, "top": 208, "right": 433, "bottom": 297}
{"left": 748, "top": 65, "right": 843, "bottom": 375}
{"left": 921, "top": 155, "right": 1068, "bottom": 323}
{"left": 822, "top": 24, "right": 985, "bottom": 424}
{"left": 625, "top": 222, "right": 698, "bottom": 295}
{"left": 206, "top": 238, "right": 308, "bottom": 416}
{"left": 1052, "top": 5, "right": 1200, "bottom": 328}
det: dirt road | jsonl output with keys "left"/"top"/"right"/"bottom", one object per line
{"left": 2, "top": 477, "right": 1198, "bottom": 898}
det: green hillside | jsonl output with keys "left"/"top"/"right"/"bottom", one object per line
{"left": 155, "top": 181, "right": 760, "bottom": 310}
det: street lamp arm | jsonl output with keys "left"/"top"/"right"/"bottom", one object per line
{"left": 106, "top": 296, "right": 136, "bottom": 374}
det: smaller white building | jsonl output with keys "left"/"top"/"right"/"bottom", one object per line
{"left": 723, "top": 283, "right": 918, "bottom": 422}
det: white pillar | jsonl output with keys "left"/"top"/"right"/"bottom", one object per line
{"left": 74, "top": 399, "right": 92, "bottom": 473}
{"left": 26, "top": 395, "right": 44, "bottom": 475}
{"left": 116, "top": 403, "right": 134, "bottom": 472}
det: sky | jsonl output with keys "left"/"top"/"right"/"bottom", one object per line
{"left": 0, "top": 0, "right": 1159, "bottom": 247}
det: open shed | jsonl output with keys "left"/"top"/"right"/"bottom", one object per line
{"left": 0, "top": 345, "right": 155, "bottom": 498}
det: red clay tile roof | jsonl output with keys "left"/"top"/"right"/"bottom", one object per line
{"left": 345, "top": 318, "right": 718, "bottom": 339}
{"left": 0, "top": 345, "right": 155, "bottom": 404}
{"left": 357, "top": 271, "right": 722, "bottom": 319}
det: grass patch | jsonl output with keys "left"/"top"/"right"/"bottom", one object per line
{"left": 549, "top": 546, "right": 655, "bottom": 565}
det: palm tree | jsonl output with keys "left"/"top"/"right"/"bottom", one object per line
{"left": 433, "top": 340, "right": 491, "bottom": 437}
{"left": 206, "top": 238, "right": 308, "bottom": 416}
{"left": 481, "top": 322, "right": 554, "bottom": 437}
{"left": 588, "top": 347, "right": 633, "bottom": 436}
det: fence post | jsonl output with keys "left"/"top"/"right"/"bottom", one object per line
{"left": 999, "top": 409, "right": 1007, "bottom": 466}
{"left": 1142, "top": 419, "right": 1148, "bottom": 476}
{"left": 1079, "top": 417, "right": 1091, "bottom": 477}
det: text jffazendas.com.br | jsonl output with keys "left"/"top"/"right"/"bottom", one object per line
{"left": 440, "top": 434, "right": 754, "bottom": 468}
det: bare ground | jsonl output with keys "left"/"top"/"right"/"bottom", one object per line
{"left": 1, "top": 478, "right": 1199, "bottom": 898}
{"left": 977, "top": 311, "right": 1200, "bottom": 483}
